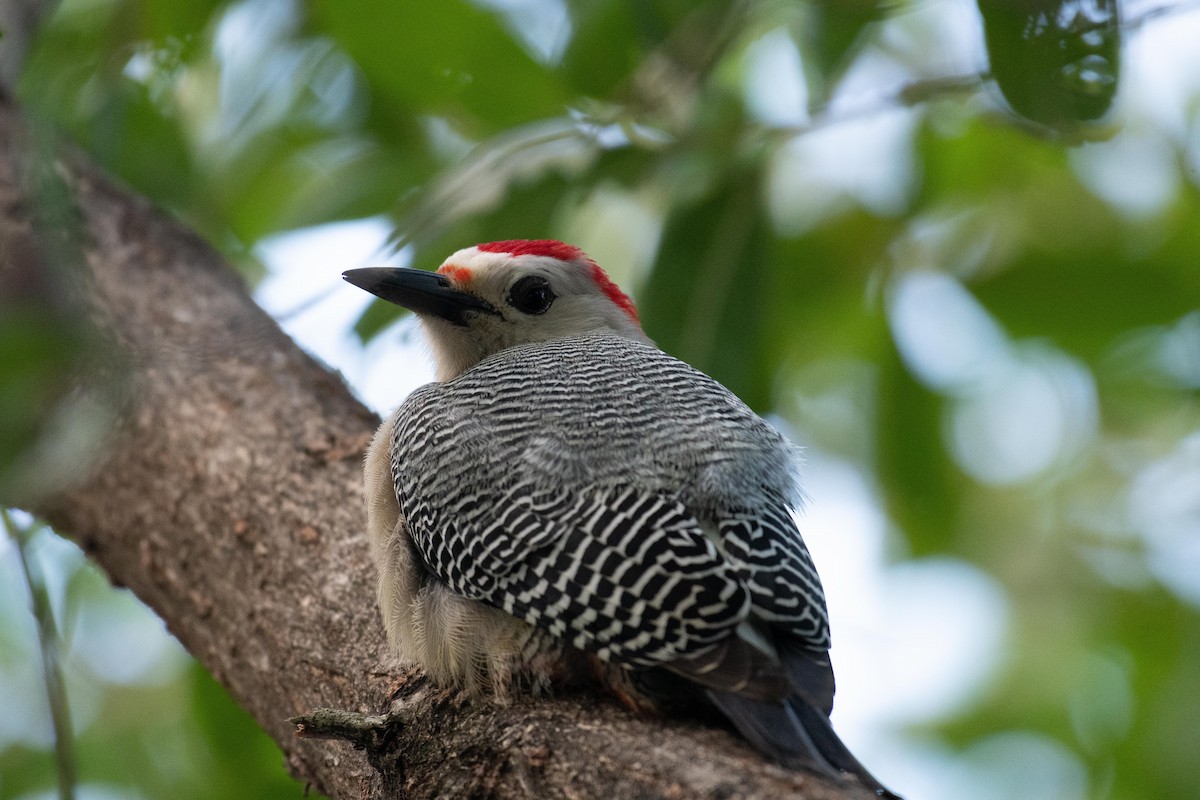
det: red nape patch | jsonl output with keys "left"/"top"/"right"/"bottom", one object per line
{"left": 475, "top": 239, "right": 640, "bottom": 325}
{"left": 477, "top": 239, "right": 583, "bottom": 262}
{"left": 436, "top": 263, "right": 472, "bottom": 285}
{"left": 588, "top": 262, "right": 640, "bottom": 325}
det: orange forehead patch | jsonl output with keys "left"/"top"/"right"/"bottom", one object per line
{"left": 437, "top": 263, "right": 473, "bottom": 285}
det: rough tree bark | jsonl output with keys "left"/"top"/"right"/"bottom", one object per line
{"left": 0, "top": 96, "right": 877, "bottom": 799}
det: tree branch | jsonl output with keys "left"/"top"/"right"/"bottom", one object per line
{"left": 1, "top": 98, "right": 874, "bottom": 799}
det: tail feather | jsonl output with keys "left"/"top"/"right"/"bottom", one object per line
{"left": 777, "top": 639, "right": 836, "bottom": 716}
{"left": 705, "top": 689, "right": 837, "bottom": 774}
{"left": 788, "top": 696, "right": 900, "bottom": 799}
{"left": 706, "top": 689, "right": 902, "bottom": 799}
{"left": 664, "top": 629, "right": 792, "bottom": 701}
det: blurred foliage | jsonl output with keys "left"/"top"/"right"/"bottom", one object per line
{"left": 0, "top": 126, "right": 98, "bottom": 505}
{"left": 4, "top": 0, "right": 1200, "bottom": 799}
{"left": 0, "top": 521, "right": 309, "bottom": 799}
{"left": 978, "top": 0, "right": 1122, "bottom": 131}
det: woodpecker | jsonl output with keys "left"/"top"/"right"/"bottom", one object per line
{"left": 345, "top": 240, "right": 898, "bottom": 798}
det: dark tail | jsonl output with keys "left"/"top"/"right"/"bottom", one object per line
{"left": 706, "top": 689, "right": 902, "bottom": 799}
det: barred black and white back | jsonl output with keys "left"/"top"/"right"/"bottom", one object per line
{"left": 390, "top": 332, "right": 830, "bottom": 674}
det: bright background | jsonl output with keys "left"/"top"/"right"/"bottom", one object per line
{"left": 3, "top": 1, "right": 1200, "bottom": 799}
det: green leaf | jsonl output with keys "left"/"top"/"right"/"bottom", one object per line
{"left": 134, "top": 0, "right": 226, "bottom": 41}
{"left": 80, "top": 81, "right": 199, "bottom": 209}
{"left": 970, "top": 180, "right": 1200, "bottom": 362}
{"left": 559, "top": 0, "right": 739, "bottom": 100}
{"left": 977, "top": 0, "right": 1121, "bottom": 129}
{"left": 874, "top": 338, "right": 962, "bottom": 555}
{"left": 225, "top": 140, "right": 416, "bottom": 242}
{"left": 312, "top": 0, "right": 571, "bottom": 135}
{"left": 801, "top": 1, "right": 886, "bottom": 103}
{"left": 640, "top": 164, "right": 772, "bottom": 409}
{"left": 0, "top": 313, "right": 79, "bottom": 488}
{"left": 189, "top": 664, "right": 320, "bottom": 799}
{"left": 558, "top": 0, "right": 648, "bottom": 98}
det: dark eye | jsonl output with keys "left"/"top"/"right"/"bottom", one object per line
{"left": 507, "top": 275, "right": 555, "bottom": 315}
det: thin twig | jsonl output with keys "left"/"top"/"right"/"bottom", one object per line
{"left": 2, "top": 508, "right": 76, "bottom": 800}
{"left": 289, "top": 708, "right": 398, "bottom": 750}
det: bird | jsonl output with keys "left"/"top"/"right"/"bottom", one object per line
{"left": 344, "top": 239, "right": 899, "bottom": 798}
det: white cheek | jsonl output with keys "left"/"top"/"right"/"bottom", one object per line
{"left": 545, "top": 307, "right": 596, "bottom": 337}
{"left": 420, "top": 318, "right": 483, "bottom": 381}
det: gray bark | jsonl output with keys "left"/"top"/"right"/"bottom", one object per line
{"left": 0, "top": 98, "right": 874, "bottom": 800}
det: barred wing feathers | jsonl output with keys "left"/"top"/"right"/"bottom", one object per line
{"left": 390, "top": 333, "right": 829, "bottom": 667}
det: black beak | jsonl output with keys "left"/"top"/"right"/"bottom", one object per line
{"left": 342, "top": 267, "right": 496, "bottom": 326}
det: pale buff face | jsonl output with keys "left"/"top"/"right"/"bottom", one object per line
{"left": 419, "top": 246, "right": 651, "bottom": 381}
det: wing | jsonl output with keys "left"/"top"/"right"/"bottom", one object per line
{"left": 719, "top": 498, "right": 830, "bottom": 648}
{"left": 656, "top": 498, "right": 833, "bottom": 705}
{"left": 400, "top": 471, "right": 751, "bottom": 666}
{"left": 388, "top": 334, "right": 813, "bottom": 669}
{"left": 391, "top": 379, "right": 749, "bottom": 666}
